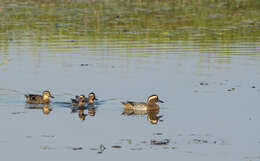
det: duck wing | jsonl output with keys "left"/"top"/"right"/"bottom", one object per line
{"left": 121, "top": 101, "right": 135, "bottom": 106}
{"left": 121, "top": 101, "right": 147, "bottom": 110}
{"left": 25, "top": 94, "right": 41, "bottom": 100}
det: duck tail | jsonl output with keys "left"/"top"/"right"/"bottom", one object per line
{"left": 71, "top": 98, "right": 77, "bottom": 103}
{"left": 24, "top": 95, "right": 30, "bottom": 103}
{"left": 120, "top": 101, "right": 127, "bottom": 105}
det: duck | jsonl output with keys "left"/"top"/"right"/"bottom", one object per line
{"left": 121, "top": 95, "right": 164, "bottom": 112}
{"left": 86, "top": 92, "right": 98, "bottom": 105}
{"left": 72, "top": 95, "right": 86, "bottom": 107}
{"left": 71, "top": 92, "right": 98, "bottom": 105}
{"left": 25, "top": 91, "right": 54, "bottom": 104}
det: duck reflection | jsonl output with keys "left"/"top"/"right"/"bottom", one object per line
{"left": 88, "top": 107, "right": 96, "bottom": 116}
{"left": 73, "top": 106, "right": 97, "bottom": 120}
{"left": 77, "top": 107, "right": 97, "bottom": 120}
{"left": 25, "top": 104, "right": 52, "bottom": 115}
{"left": 78, "top": 107, "right": 86, "bottom": 120}
{"left": 42, "top": 105, "right": 52, "bottom": 115}
{"left": 147, "top": 109, "right": 162, "bottom": 124}
{"left": 122, "top": 108, "right": 162, "bottom": 124}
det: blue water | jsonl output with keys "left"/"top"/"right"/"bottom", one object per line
{"left": 0, "top": 39, "right": 260, "bottom": 161}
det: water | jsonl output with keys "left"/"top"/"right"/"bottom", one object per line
{"left": 1, "top": 0, "right": 260, "bottom": 161}
{"left": 1, "top": 38, "right": 260, "bottom": 161}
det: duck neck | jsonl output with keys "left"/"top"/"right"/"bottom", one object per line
{"left": 147, "top": 101, "right": 159, "bottom": 109}
{"left": 88, "top": 98, "right": 94, "bottom": 104}
{"left": 43, "top": 95, "right": 49, "bottom": 100}
{"left": 147, "top": 100, "right": 157, "bottom": 106}
{"left": 78, "top": 101, "right": 85, "bottom": 107}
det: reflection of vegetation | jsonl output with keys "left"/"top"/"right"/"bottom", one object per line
{"left": 0, "top": 0, "right": 260, "bottom": 43}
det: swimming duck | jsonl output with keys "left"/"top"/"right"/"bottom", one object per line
{"left": 71, "top": 92, "right": 98, "bottom": 105}
{"left": 25, "top": 91, "right": 54, "bottom": 104}
{"left": 72, "top": 95, "right": 86, "bottom": 107}
{"left": 121, "top": 95, "right": 164, "bottom": 112}
{"left": 86, "top": 92, "right": 98, "bottom": 105}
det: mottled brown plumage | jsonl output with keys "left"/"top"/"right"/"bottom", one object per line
{"left": 25, "top": 91, "right": 54, "bottom": 104}
{"left": 71, "top": 92, "right": 98, "bottom": 106}
{"left": 72, "top": 95, "right": 86, "bottom": 107}
{"left": 121, "top": 95, "right": 164, "bottom": 113}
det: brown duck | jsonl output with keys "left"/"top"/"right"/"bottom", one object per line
{"left": 25, "top": 91, "right": 54, "bottom": 104}
{"left": 71, "top": 92, "right": 98, "bottom": 106}
{"left": 72, "top": 95, "right": 86, "bottom": 107}
{"left": 121, "top": 95, "right": 164, "bottom": 113}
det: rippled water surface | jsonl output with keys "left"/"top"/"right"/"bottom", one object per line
{"left": 1, "top": 0, "right": 260, "bottom": 161}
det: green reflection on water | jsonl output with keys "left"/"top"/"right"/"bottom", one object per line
{"left": 0, "top": 0, "right": 260, "bottom": 44}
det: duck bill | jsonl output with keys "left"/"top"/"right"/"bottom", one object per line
{"left": 158, "top": 99, "right": 164, "bottom": 103}
{"left": 50, "top": 95, "right": 55, "bottom": 98}
{"left": 94, "top": 98, "right": 98, "bottom": 100}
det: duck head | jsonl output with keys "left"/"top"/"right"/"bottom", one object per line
{"left": 42, "top": 91, "right": 54, "bottom": 100}
{"left": 78, "top": 95, "right": 86, "bottom": 107}
{"left": 147, "top": 95, "right": 164, "bottom": 105}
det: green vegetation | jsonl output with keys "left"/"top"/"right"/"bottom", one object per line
{"left": 0, "top": 0, "right": 260, "bottom": 43}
